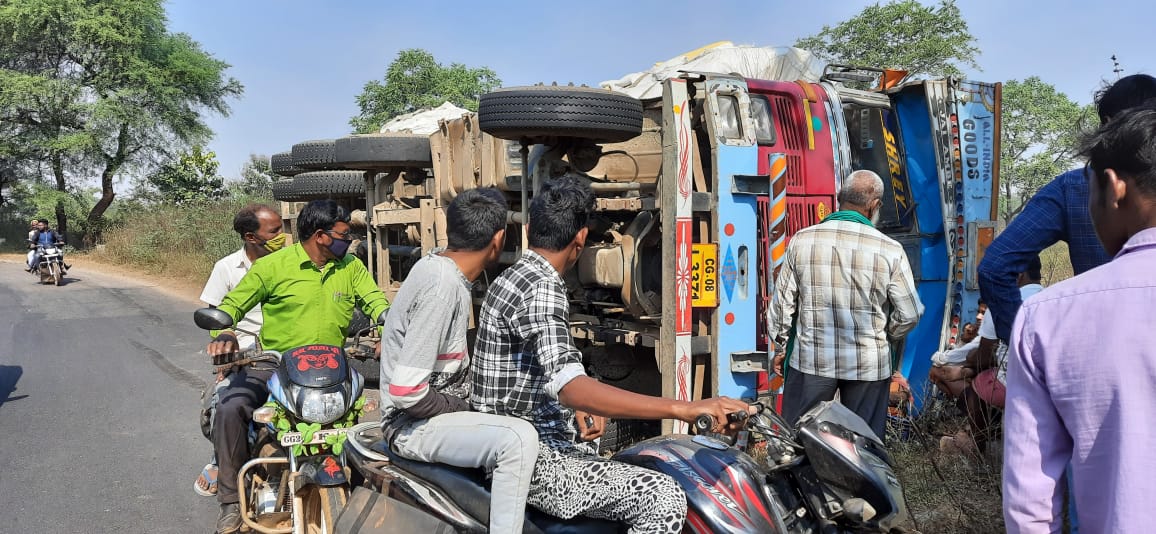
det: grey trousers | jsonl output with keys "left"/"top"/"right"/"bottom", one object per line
{"left": 211, "top": 366, "right": 273, "bottom": 504}
{"left": 782, "top": 368, "right": 890, "bottom": 440}
{"left": 393, "top": 411, "right": 539, "bottom": 534}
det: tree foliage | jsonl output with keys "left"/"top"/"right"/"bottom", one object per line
{"left": 350, "top": 49, "right": 500, "bottom": 133}
{"left": 998, "top": 77, "right": 1090, "bottom": 225}
{"left": 0, "top": 0, "right": 242, "bottom": 243}
{"left": 795, "top": 0, "right": 980, "bottom": 80}
{"left": 232, "top": 153, "right": 275, "bottom": 198}
{"left": 146, "top": 145, "right": 225, "bottom": 204}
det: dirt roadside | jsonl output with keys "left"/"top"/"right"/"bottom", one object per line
{"left": 0, "top": 251, "right": 205, "bottom": 305}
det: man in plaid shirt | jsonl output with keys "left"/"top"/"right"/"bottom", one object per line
{"left": 769, "top": 170, "right": 923, "bottom": 439}
{"left": 472, "top": 176, "right": 752, "bottom": 533}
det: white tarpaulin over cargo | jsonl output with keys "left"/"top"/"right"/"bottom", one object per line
{"left": 600, "top": 42, "right": 827, "bottom": 101}
{"left": 379, "top": 102, "right": 472, "bottom": 135}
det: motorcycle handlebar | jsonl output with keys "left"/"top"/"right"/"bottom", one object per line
{"left": 693, "top": 410, "right": 749, "bottom": 433}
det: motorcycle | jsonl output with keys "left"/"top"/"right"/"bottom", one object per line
{"left": 32, "top": 243, "right": 66, "bottom": 286}
{"left": 194, "top": 308, "right": 377, "bottom": 534}
{"left": 340, "top": 400, "right": 907, "bottom": 534}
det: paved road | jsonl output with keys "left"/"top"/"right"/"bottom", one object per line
{"left": 0, "top": 259, "right": 218, "bottom": 533}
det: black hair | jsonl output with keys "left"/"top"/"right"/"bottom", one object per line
{"left": 528, "top": 176, "right": 594, "bottom": 251}
{"left": 1079, "top": 104, "right": 1156, "bottom": 197}
{"left": 233, "top": 204, "right": 277, "bottom": 237}
{"left": 446, "top": 188, "right": 509, "bottom": 251}
{"left": 1095, "top": 74, "right": 1156, "bottom": 123}
{"left": 37, "top": 218, "right": 49, "bottom": 224}
{"left": 1025, "top": 256, "right": 1042, "bottom": 282}
{"left": 297, "top": 200, "right": 350, "bottom": 242}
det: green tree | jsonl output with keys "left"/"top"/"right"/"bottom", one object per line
{"left": 0, "top": 0, "right": 242, "bottom": 243}
{"left": 231, "top": 153, "right": 275, "bottom": 198}
{"left": 147, "top": 146, "right": 225, "bottom": 204}
{"left": 998, "top": 77, "right": 1091, "bottom": 225}
{"left": 795, "top": 0, "right": 980, "bottom": 81}
{"left": 350, "top": 49, "right": 500, "bottom": 133}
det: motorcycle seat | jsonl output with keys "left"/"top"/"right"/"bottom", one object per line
{"left": 372, "top": 441, "right": 621, "bottom": 534}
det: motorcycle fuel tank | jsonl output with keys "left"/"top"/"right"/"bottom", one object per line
{"left": 614, "top": 435, "right": 789, "bottom": 533}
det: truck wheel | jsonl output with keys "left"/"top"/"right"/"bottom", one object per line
{"left": 271, "top": 179, "right": 308, "bottom": 202}
{"left": 479, "top": 86, "right": 643, "bottom": 143}
{"left": 290, "top": 171, "right": 367, "bottom": 199}
{"left": 334, "top": 134, "right": 433, "bottom": 170}
{"left": 270, "top": 151, "right": 304, "bottom": 177}
{"left": 291, "top": 139, "right": 341, "bottom": 170}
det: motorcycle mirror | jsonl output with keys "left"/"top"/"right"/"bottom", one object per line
{"left": 194, "top": 307, "right": 235, "bottom": 331}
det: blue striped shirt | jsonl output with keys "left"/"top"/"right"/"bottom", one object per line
{"left": 977, "top": 169, "right": 1111, "bottom": 342}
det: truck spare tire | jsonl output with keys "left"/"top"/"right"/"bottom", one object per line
{"left": 270, "top": 151, "right": 304, "bottom": 177}
{"left": 290, "top": 170, "right": 367, "bottom": 199}
{"left": 334, "top": 133, "right": 433, "bottom": 170}
{"left": 291, "top": 139, "right": 341, "bottom": 170}
{"left": 478, "top": 86, "right": 643, "bottom": 143}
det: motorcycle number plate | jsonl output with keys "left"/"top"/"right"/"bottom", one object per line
{"left": 280, "top": 428, "right": 343, "bottom": 446}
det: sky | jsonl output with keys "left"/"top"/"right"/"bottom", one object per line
{"left": 163, "top": 0, "right": 1156, "bottom": 180}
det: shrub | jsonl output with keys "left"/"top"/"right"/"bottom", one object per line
{"left": 91, "top": 194, "right": 276, "bottom": 281}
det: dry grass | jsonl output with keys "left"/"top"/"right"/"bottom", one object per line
{"left": 887, "top": 392, "right": 1006, "bottom": 534}
{"left": 89, "top": 199, "right": 264, "bottom": 282}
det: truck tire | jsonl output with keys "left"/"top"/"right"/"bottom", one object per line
{"left": 478, "top": 86, "right": 643, "bottom": 143}
{"left": 271, "top": 179, "right": 308, "bottom": 202}
{"left": 291, "top": 139, "right": 341, "bottom": 170}
{"left": 334, "top": 134, "right": 433, "bottom": 170}
{"left": 270, "top": 151, "right": 304, "bottom": 177}
{"left": 291, "top": 171, "right": 367, "bottom": 199}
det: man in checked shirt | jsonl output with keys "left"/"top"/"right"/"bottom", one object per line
{"left": 472, "top": 176, "right": 752, "bottom": 533}
{"left": 769, "top": 170, "right": 924, "bottom": 439}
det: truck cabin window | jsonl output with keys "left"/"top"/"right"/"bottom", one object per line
{"left": 843, "top": 104, "right": 914, "bottom": 233}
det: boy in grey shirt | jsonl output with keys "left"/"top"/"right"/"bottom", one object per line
{"left": 380, "top": 188, "right": 537, "bottom": 533}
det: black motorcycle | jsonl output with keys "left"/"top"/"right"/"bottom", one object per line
{"left": 194, "top": 308, "right": 375, "bottom": 534}
{"left": 339, "top": 400, "right": 906, "bottom": 533}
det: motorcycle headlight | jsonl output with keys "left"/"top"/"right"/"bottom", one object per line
{"left": 299, "top": 389, "right": 348, "bottom": 424}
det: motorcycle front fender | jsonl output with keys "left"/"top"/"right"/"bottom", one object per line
{"left": 294, "top": 454, "right": 348, "bottom": 488}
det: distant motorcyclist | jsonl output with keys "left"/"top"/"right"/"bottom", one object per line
{"left": 24, "top": 219, "right": 37, "bottom": 271}
{"left": 26, "top": 219, "right": 67, "bottom": 273}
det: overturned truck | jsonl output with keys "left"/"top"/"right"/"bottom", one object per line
{"left": 271, "top": 52, "right": 1001, "bottom": 450}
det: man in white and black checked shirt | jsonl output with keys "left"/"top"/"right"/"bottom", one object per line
{"left": 472, "top": 176, "right": 752, "bottom": 534}
{"left": 769, "top": 170, "right": 923, "bottom": 439}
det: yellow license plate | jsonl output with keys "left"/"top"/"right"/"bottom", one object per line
{"left": 691, "top": 244, "right": 718, "bottom": 308}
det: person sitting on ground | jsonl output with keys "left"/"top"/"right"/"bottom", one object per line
{"left": 941, "top": 257, "right": 1043, "bottom": 455}
{"left": 928, "top": 302, "right": 986, "bottom": 400}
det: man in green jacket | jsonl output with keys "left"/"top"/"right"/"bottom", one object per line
{"left": 205, "top": 200, "right": 389, "bottom": 533}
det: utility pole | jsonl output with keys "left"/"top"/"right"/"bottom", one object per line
{"left": 1111, "top": 55, "right": 1124, "bottom": 79}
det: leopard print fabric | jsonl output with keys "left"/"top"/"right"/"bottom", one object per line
{"left": 527, "top": 445, "right": 686, "bottom": 534}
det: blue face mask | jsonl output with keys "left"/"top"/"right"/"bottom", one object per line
{"left": 326, "top": 233, "right": 352, "bottom": 259}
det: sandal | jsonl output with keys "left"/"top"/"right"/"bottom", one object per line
{"left": 194, "top": 463, "right": 218, "bottom": 497}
